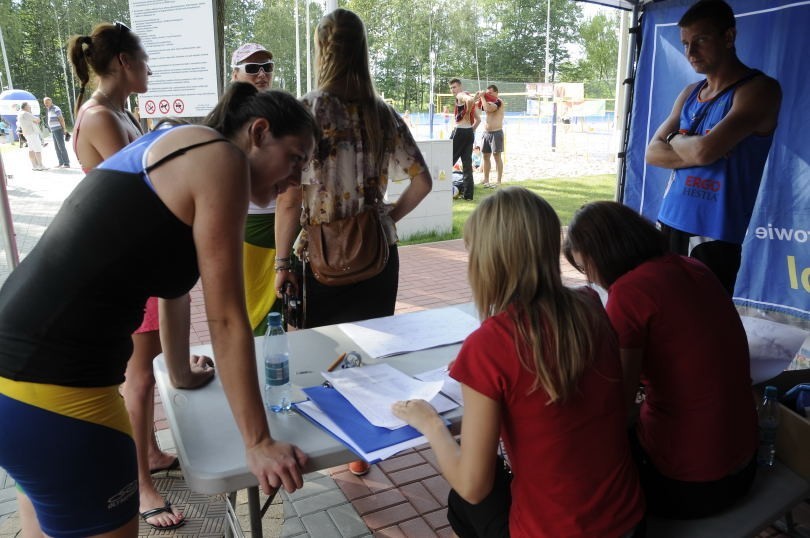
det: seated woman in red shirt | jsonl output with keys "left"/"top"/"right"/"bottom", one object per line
{"left": 564, "top": 201, "right": 757, "bottom": 519}
{"left": 393, "top": 188, "right": 644, "bottom": 538}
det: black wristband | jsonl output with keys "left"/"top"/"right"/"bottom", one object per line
{"left": 665, "top": 130, "right": 681, "bottom": 144}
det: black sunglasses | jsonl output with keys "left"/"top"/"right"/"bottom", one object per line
{"left": 114, "top": 21, "right": 131, "bottom": 33}
{"left": 236, "top": 61, "right": 274, "bottom": 75}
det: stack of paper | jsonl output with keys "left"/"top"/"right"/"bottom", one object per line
{"left": 294, "top": 364, "right": 459, "bottom": 462}
{"left": 338, "top": 307, "right": 480, "bottom": 358}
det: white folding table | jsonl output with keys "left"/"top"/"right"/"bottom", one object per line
{"left": 153, "top": 305, "right": 470, "bottom": 536}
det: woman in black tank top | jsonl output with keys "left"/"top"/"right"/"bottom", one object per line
{"left": 0, "top": 83, "right": 320, "bottom": 538}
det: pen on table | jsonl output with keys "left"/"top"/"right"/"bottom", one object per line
{"left": 327, "top": 352, "right": 347, "bottom": 372}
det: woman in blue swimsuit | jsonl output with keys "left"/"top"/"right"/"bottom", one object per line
{"left": 0, "top": 82, "right": 319, "bottom": 538}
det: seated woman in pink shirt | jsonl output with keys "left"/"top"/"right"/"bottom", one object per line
{"left": 393, "top": 188, "right": 644, "bottom": 538}
{"left": 564, "top": 201, "right": 757, "bottom": 519}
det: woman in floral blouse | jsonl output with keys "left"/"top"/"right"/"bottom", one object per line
{"left": 274, "top": 8, "right": 432, "bottom": 329}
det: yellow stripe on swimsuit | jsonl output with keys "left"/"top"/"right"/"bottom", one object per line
{"left": 0, "top": 377, "right": 132, "bottom": 436}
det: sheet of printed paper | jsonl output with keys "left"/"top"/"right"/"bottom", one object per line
{"left": 322, "top": 363, "right": 456, "bottom": 429}
{"left": 338, "top": 306, "right": 479, "bottom": 358}
{"left": 415, "top": 367, "right": 464, "bottom": 405}
{"left": 295, "top": 401, "right": 427, "bottom": 462}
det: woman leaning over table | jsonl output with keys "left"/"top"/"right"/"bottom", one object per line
{"left": 0, "top": 83, "right": 318, "bottom": 538}
{"left": 564, "top": 201, "right": 757, "bottom": 519}
{"left": 393, "top": 187, "right": 645, "bottom": 538}
{"left": 274, "top": 8, "right": 432, "bottom": 329}
{"left": 67, "top": 21, "right": 208, "bottom": 531}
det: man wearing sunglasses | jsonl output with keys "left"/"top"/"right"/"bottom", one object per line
{"left": 231, "top": 43, "right": 286, "bottom": 336}
{"left": 231, "top": 43, "right": 274, "bottom": 92}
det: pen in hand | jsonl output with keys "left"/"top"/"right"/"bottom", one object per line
{"left": 327, "top": 352, "right": 347, "bottom": 373}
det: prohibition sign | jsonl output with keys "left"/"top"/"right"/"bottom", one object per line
{"left": 173, "top": 99, "right": 185, "bottom": 114}
{"left": 144, "top": 100, "right": 156, "bottom": 115}
{"left": 159, "top": 99, "right": 170, "bottom": 114}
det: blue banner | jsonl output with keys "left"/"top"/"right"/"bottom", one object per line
{"left": 624, "top": 0, "right": 810, "bottom": 324}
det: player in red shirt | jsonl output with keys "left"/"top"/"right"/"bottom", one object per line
{"left": 565, "top": 201, "right": 757, "bottom": 519}
{"left": 393, "top": 188, "right": 644, "bottom": 537}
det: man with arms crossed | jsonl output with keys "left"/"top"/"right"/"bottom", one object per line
{"left": 449, "top": 78, "right": 480, "bottom": 200}
{"left": 645, "top": 0, "right": 780, "bottom": 295}
{"left": 476, "top": 85, "right": 505, "bottom": 188}
{"left": 16, "top": 103, "right": 46, "bottom": 171}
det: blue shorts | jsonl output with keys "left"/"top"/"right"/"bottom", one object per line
{"left": 0, "top": 378, "right": 138, "bottom": 538}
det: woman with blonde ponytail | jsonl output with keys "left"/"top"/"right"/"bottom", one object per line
{"left": 67, "top": 22, "right": 149, "bottom": 172}
{"left": 274, "top": 8, "right": 432, "bottom": 333}
{"left": 392, "top": 188, "right": 645, "bottom": 538}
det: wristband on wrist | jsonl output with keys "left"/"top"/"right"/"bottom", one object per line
{"left": 665, "top": 130, "right": 682, "bottom": 144}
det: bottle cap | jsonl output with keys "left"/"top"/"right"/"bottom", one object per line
{"left": 268, "top": 312, "right": 282, "bottom": 326}
{"left": 765, "top": 385, "right": 778, "bottom": 398}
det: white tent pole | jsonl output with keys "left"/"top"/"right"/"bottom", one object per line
{"left": 294, "top": 0, "right": 301, "bottom": 97}
{"left": 306, "top": 0, "right": 312, "bottom": 93}
{"left": 0, "top": 25, "right": 13, "bottom": 89}
{"left": 0, "top": 153, "right": 19, "bottom": 270}
{"left": 544, "top": 0, "right": 551, "bottom": 83}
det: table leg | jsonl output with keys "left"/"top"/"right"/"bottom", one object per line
{"left": 225, "top": 492, "right": 240, "bottom": 538}
{"left": 248, "top": 486, "right": 263, "bottom": 536}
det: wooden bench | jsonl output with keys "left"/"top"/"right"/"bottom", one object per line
{"left": 646, "top": 461, "right": 810, "bottom": 537}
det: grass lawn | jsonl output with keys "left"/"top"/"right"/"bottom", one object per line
{"left": 400, "top": 174, "right": 617, "bottom": 246}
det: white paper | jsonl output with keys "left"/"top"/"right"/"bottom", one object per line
{"left": 295, "top": 401, "right": 427, "bottom": 462}
{"left": 338, "top": 306, "right": 479, "bottom": 358}
{"left": 743, "top": 316, "right": 810, "bottom": 384}
{"left": 130, "top": 0, "right": 220, "bottom": 117}
{"left": 322, "top": 363, "right": 453, "bottom": 429}
{"left": 415, "top": 367, "right": 464, "bottom": 405}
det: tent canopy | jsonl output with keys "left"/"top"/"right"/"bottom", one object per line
{"left": 575, "top": 0, "right": 652, "bottom": 11}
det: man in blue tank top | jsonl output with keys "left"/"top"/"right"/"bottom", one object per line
{"left": 645, "top": 0, "right": 781, "bottom": 294}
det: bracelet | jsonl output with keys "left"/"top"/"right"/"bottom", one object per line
{"left": 274, "top": 256, "right": 291, "bottom": 263}
{"left": 274, "top": 265, "right": 292, "bottom": 272}
{"left": 665, "top": 130, "right": 682, "bottom": 144}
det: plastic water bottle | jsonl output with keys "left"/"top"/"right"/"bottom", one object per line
{"left": 757, "top": 385, "right": 780, "bottom": 467}
{"left": 263, "top": 312, "right": 291, "bottom": 413}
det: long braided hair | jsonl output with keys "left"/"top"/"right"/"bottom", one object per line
{"left": 314, "top": 9, "right": 395, "bottom": 176}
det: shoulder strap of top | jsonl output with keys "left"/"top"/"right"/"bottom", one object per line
{"left": 686, "top": 71, "right": 762, "bottom": 135}
{"left": 144, "top": 138, "right": 231, "bottom": 174}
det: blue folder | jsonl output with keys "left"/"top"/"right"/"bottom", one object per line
{"left": 301, "top": 385, "right": 422, "bottom": 452}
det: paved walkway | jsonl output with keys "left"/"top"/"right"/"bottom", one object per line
{"left": 1, "top": 142, "right": 808, "bottom": 537}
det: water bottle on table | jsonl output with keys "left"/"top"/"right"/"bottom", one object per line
{"left": 757, "top": 385, "right": 780, "bottom": 467}
{"left": 263, "top": 312, "right": 291, "bottom": 413}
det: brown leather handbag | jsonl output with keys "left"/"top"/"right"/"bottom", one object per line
{"left": 305, "top": 208, "right": 389, "bottom": 286}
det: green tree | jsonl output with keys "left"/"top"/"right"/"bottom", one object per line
{"left": 478, "top": 0, "right": 582, "bottom": 82}
{"left": 559, "top": 12, "right": 619, "bottom": 98}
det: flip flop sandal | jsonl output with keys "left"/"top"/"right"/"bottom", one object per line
{"left": 150, "top": 457, "right": 180, "bottom": 474}
{"left": 140, "top": 501, "right": 186, "bottom": 530}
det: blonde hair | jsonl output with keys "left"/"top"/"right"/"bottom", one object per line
{"left": 315, "top": 8, "right": 394, "bottom": 175}
{"left": 465, "top": 187, "right": 606, "bottom": 403}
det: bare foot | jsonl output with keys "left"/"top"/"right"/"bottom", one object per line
{"left": 139, "top": 488, "right": 184, "bottom": 529}
{"left": 148, "top": 450, "right": 178, "bottom": 473}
